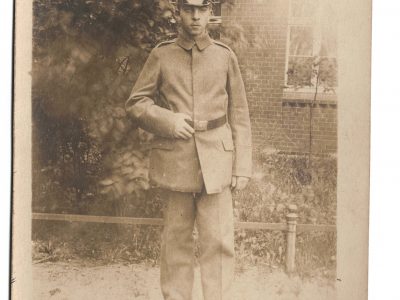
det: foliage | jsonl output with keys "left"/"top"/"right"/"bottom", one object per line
{"left": 232, "top": 150, "right": 336, "bottom": 274}
{"left": 287, "top": 56, "right": 337, "bottom": 92}
{"left": 32, "top": 221, "right": 163, "bottom": 265}
{"left": 32, "top": 0, "right": 180, "bottom": 216}
{"left": 236, "top": 152, "right": 336, "bottom": 224}
{"left": 33, "top": 150, "right": 336, "bottom": 277}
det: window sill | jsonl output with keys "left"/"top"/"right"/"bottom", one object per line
{"left": 209, "top": 16, "right": 222, "bottom": 24}
{"left": 282, "top": 89, "right": 337, "bottom": 108}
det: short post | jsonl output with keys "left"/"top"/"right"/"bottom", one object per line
{"left": 286, "top": 204, "right": 298, "bottom": 274}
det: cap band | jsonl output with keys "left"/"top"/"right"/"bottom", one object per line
{"left": 179, "top": 0, "right": 210, "bottom": 7}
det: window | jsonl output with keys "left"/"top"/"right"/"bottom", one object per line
{"left": 285, "top": 0, "right": 338, "bottom": 92}
{"left": 208, "top": 0, "right": 222, "bottom": 24}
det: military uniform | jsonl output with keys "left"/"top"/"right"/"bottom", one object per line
{"left": 126, "top": 27, "right": 252, "bottom": 299}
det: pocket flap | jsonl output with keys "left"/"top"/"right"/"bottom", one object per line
{"left": 222, "top": 138, "right": 234, "bottom": 151}
{"left": 151, "top": 139, "right": 174, "bottom": 150}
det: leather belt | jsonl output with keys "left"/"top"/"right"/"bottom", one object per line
{"left": 186, "top": 115, "right": 227, "bottom": 131}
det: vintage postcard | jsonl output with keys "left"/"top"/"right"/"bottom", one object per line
{"left": 12, "top": 0, "right": 370, "bottom": 299}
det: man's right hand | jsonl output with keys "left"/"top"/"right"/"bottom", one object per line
{"left": 173, "top": 113, "right": 194, "bottom": 139}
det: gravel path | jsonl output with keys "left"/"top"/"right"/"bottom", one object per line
{"left": 33, "top": 262, "right": 336, "bottom": 300}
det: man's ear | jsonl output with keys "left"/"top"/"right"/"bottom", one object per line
{"left": 174, "top": 6, "right": 181, "bottom": 22}
{"left": 175, "top": 12, "right": 181, "bottom": 23}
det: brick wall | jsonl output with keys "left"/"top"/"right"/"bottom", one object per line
{"left": 221, "top": 0, "right": 337, "bottom": 154}
{"left": 281, "top": 101, "right": 337, "bottom": 153}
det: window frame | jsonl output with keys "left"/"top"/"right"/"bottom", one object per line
{"left": 284, "top": 0, "right": 338, "bottom": 95}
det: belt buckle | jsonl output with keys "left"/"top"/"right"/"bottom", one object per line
{"left": 195, "top": 120, "right": 208, "bottom": 131}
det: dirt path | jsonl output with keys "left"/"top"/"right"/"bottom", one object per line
{"left": 33, "top": 262, "right": 336, "bottom": 300}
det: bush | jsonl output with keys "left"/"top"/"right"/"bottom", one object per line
{"left": 33, "top": 150, "right": 336, "bottom": 277}
{"left": 235, "top": 151, "right": 337, "bottom": 225}
{"left": 232, "top": 150, "right": 336, "bottom": 276}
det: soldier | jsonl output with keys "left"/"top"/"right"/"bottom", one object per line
{"left": 125, "top": 0, "right": 252, "bottom": 299}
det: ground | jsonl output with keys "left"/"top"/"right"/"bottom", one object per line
{"left": 33, "top": 261, "right": 336, "bottom": 300}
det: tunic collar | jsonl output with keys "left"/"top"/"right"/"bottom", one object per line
{"left": 176, "top": 30, "right": 212, "bottom": 51}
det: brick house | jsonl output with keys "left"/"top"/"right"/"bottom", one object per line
{"left": 209, "top": 0, "right": 338, "bottom": 154}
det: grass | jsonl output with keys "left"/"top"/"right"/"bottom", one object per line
{"left": 32, "top": 150, "right": 337, "bottom": 278}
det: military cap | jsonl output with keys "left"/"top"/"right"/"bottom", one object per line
{"left": 178, "top": 0, "right": 211, "bottom": 7}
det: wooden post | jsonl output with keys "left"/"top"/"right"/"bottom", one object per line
{"left": 286, "top": 204, "right": 298, "bottom": 274}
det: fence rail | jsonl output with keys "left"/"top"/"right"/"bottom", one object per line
{"left": 32, "top": 207, "right": 336, "bottom": 273}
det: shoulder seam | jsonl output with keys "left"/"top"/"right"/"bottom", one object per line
{"left": 212, "top": 40, "right": 232, "bottom": 52}
{"left": 155, "top": 39, "right": 176, "bottom": 48}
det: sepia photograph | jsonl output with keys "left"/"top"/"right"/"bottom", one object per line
{"left": 11, "top": 0, "right": 371, "bottom": 299}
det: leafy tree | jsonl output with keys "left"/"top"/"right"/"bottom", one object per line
{"left": 33, "top": 0, "right": 178, "bottom": 215}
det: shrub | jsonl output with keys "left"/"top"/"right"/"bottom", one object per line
{"left": 33, "top": 150, "right": 336, "bottom": 277}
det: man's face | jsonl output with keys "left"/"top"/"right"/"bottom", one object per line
{"left": 179, "top": 5, "right": 210, "bottom": 38}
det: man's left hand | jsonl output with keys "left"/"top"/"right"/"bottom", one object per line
{"left": 231, "top": 176, "right": 250, "bottom": 192}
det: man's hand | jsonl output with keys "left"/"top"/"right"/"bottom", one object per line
{"left": 173, "top": 113, "right": 194, "bottom": 139}
{"left": 231, "top": 176, "right": 250, "bottom": 192}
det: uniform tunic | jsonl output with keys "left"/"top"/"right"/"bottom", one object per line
{"left": 126, "top": 32, "right": 252, "bottom": 194}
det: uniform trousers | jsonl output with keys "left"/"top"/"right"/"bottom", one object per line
{"left": 160, "top": 186, "right": 235, "bottom": 300}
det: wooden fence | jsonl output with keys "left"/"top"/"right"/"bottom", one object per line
{"left": 32, "top": 205, "right": 336, "bottom": 273}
